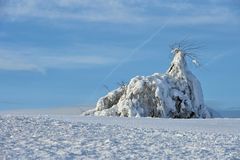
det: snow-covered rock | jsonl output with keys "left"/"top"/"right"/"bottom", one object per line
{"left": 84, "top": 48, "right": 211, "bottom": 118}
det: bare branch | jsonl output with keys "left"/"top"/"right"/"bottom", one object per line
{"left": 117, "top": 81, "right": 128, "bottom": 95}
{"left": 103, "top": 85, "right": 110, "bottom": 92}
{"left": 170, "top": 39, "right": 205, "bottom": 67}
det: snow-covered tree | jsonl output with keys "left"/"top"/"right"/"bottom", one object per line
{"left": 83, "top": 44, "right": 211, "bottom": 118}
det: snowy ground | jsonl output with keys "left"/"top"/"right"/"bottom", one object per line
{"left": 0, "top": 115, "right": 240, "bottom": 160}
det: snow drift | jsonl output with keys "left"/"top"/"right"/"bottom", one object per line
{"left": 84, "top": 47, "right": 211, "bottom": 118}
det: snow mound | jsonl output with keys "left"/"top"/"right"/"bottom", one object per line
{"left": 84, "top": 48, "right": 211, "bottom": 118}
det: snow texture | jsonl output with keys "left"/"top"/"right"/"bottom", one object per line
{"left": 84, "top": 48, "right": 210, "bottom": 118}
{"left": 0, "top": 115, "right": 239, "bottom": 160}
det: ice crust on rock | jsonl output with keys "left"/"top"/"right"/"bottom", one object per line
{"left": 84, "top": 48, "right": 211, "bottom": 118}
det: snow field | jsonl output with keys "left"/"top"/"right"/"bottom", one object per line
{"left": 0, "top": 115, "right": 239, "bottom": 160}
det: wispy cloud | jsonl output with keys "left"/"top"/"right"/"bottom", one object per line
{"left": 0, "top": 48, "right": 117, "bottom": 73}
{"left": 0, "top": 0, "right": 239, "bottom": 25}
{"left": 203, "top": 49, "right": 238, "bottom": 67}
{"left": 204, "top": 53, "right": 227, "bottom": 67}
{"left": 0, "top": 0, "right": 143, "bottom": 23}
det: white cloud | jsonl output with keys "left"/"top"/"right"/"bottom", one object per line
{"left": 0, "top": 54, "right": 41, "bottom": 72}
{"left": 0, "top": 48, "right": 117, "bottom": 73}
{"left": 0, "top": 0, "right": 143, "bottom": 23}
{"left": 0, "top": 0, "right": 239, "bottom": 25}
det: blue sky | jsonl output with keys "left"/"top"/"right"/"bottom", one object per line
{"left": 0, "top": 0, "right": 239, "bottom": 110}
